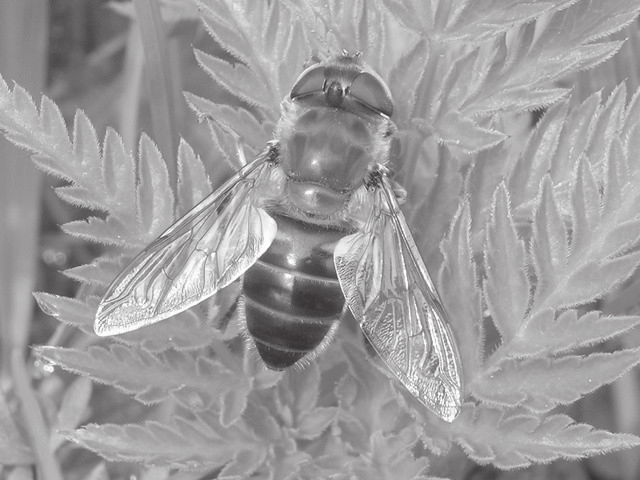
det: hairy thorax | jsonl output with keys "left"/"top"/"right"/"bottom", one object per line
{"left": 275, "top": 98, "right": 394, "bottom": 222}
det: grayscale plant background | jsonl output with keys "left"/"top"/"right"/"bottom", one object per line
{"left": 2, "top": 1, "right": 640, "bottom": 479}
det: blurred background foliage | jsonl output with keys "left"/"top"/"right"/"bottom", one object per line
{"left": 2, "top": 1, "right": 640, "bottom": 479}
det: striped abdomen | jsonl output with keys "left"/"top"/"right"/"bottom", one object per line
{"left": 243, "top": 213, "right": 346, "bottom": 370}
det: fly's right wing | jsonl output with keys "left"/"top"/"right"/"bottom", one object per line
{"left": 95, "top": 146, "right": 282, "bottom": 336}
{"left": 334, "top": 168, "right": 463, "bottom": 422}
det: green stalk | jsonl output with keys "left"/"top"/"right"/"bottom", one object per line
{"left": 133, "top": 0, "right": 180, "bottom": 192}
{"left": 0, "top": 0, "right": 62, "bottom": 477}
{"left": 0, "top": 0, "right": 47, "bottom": 384}
{"left": 119, "top": 25, "right": 145, "bottom": 154}
{"left": 11, "top": 349, "right": 63, "bottom": 480}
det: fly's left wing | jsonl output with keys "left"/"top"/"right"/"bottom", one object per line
{"left": 334, "top": 168, "right": 463, "bottom": 422}
{"left": 95, "top": 146, "right": 281, "bottom": 336}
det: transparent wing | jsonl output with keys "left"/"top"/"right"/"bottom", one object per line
{"left": 334, "top": 172, "right": 463, "bottom": 422}
{"left": 95, "top": 147, "right": 280, "bottom": 336}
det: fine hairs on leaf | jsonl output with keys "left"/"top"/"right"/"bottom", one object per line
{"left": 2, "top": 0, "right": 640, "bottom": 478}
{"left": 452, "top": 405, "right": 640, "bottom": 469}
{"left": 34, "top": 345, "right": 246, "bottom": 411}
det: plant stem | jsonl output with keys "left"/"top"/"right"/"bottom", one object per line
{"left": 119, "top": 25, "right": 145, "bottom": 154}
{"left": 0, "top": 0, "right": 47, "bottom": 388}
{"left": 133, "top": 0, "right": 180, "bottom": 192}
{"left": 11, "top": 348, "right": 63, "bottom": 480}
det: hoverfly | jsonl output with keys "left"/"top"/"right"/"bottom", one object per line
{"left": 94, "top": 54, "right": 463, "bottom": 422}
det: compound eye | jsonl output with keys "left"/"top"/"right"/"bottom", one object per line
{"left": 349, "top": 71, "right": 394, "bottom": 117}
{"left": 290, "top": 64, "right": 326, "bottom": 99}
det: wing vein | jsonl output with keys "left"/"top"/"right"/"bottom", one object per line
{"left": 95, "top": 147, "right": 280, "bottom": 336}
{"left": 335, "top": 170, "right": 463, "bottom": 422}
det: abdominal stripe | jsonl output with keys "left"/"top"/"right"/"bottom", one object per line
{"left": 243, "top": 213, "right": 346, "bottom": 365}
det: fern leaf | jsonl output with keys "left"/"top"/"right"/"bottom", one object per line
{"left": 335, "top": 380, "right": 370, "bottom": 453}
{"left": 528, "top": 142, "right": 640, "bottom": 314}
{"left": 241, "top": 401, "right": 281, "bottom": 443}
{"left": 570, "top": 157, "right": 602, "bottom": 254}
{"left": 439, "top": 201, "right": 484, "bottom": 381}
{"left": 424, "top": 48, "right": 507, "bottom": 154}
{"left": 495, "top": 309, "right": 640, "bottom": 361}
{"left": 276, "top": 21, "right": 309, "bottom": 96}
{"left": 39, "top": 94, "right": 71, "bottom": 151}
{"left": 285, "top": 0, "right": 397, "bottom": 76}
{"left": 195, "top": 50, "right": 274, "bottom": 113}
{"left": 35, "top": 345, "right": 245, "bottom": 411}
{"left": 449, "top": 1, "right": 640, "bottom": 119}
{"left": 279, "top": 362, "right": 322, "bottom": 415}
{"left": 61, "top": 216, "right": 132, "bottom": 248}
{"left": 67, "top": 413, "right": 265, "bottom": 470}
{"left": 0, "top": 77, "right": 184, "bottom": 251}
{"left": 468, "top": 39, "right": 619, "bottom": 116}
{"left": 386, "top": 39, "right": 429, "bottom": 126}
{"left": 0, "top": 81, "right": 51, "bottom": 151}
{"left": 219, "top": 337, "right": 282, "bottom": 427}
{"left": 266, "top": 445, "right": 310, "bottom": 480}
{"left": 557, "top": 251, "right": 640, "bottom": 307}
{"left": 197, "top": 0, "right": 254, "bottom": 67}
{"left": 136, "top": 134, "right": 174, "bottom": 240}
{"left": 33, "top": 293, "right": 96, "bottom": 332}
{"left": 184, "top": 92, "right": 272, "bottom": 153}
{"left": 556, "top": 92, "right": 603, "bottom": 170}
{"left": 294, "top": 407, "right": 337, "bottom": 442}
{"left": 62, "top": 256, "right": 123, "bottom": 287}
{"left": 623, "top": 87, "right": 640, "bottom": 134}
{"left": 453, "top": 405, "right": 640, "bottom": 469}
{"left": 298, "top": 455, "right": 356, "bottom": 480}
{"left": 219, "top": 127, "right": 253, "bottom": 173}
{"left": 50, "top": 377, "right": 93, "bottom": 451}
{"left": 115, "top": 309, "right": 222, "bottom": 352}
{"left": 0, "top": 390, "right": 32, "bottom": 465}
{"left": 471, "top": 348, "right": 640, "bottom": 412}
{"left": 72, "top": 109, "right": 101, "bottom": 178}
{"left": 374, "top": 0, "right": 427, "bottom": 38}
{"left": 443, "top": 1, "right": 578, "bottom": 43}
{"left": 0, "top": 84, "right": 92, "bottom": 188}
{"left": 338, "top": 345, "right": 418, "bottom": 451}
{"left": 466, "top": 145, "right": 512, "bottom": 246}
{"left": 507, "top": 102, "right": 569, "bottom": 211}
{"left": 483, "top": 183, "right": 529, "bottom": 341}
{"left": 241, "top": 340, "right": 283, "bottom": 390}
{"left": 351, "top": 428, "right": 428, "bottom": 480}
{"left": 426, "top": 113, "right": 507, "bottom": 155}
{"left": 101, "top": 127, "right": 136, "bottom": 212}
{"left": 388, "top": 38, "right": 523, "bottom": 156}
{"left": 54, "top": 185, "right": 107, "bottom": 212}
{"left": 410, "top": 145, "right": 463, "bottom": 266}
{"left": 575, "top": 0, "right": 640, "bottom": 41}
{"left": 584, "top": 83, "right": 627, "bottom": 169}
{"left": 238, "top": 400, "right": 311, "bottom": 478}
{"left": 217, "top": 448, "right": 268, "bottom": 479}
{"left": 275, "top": 363, "right": 337, "bottom": 440}
{"left": 530, "top": 177, "right": 569, "bottom": 305}
{"left": 176, "top": 139, "right": 211, "bottom": 214}
{"left": 604, "top": 138, "right": 626, "bottom": 212}
{"left": 511, "top": 89, "right": 628, "bottom": 221}
{"left": 470, "top": 18, "right": 625, "bottom": 114}
{"left": 219, "top": 385, "right": 250, "bottom": 429}
{"left": 260, "top": 0, "right": 280, "bottom": 57}
{"left": 33, "top": 292, "right": 217, "bottom": 351}
{"left": 197, "top": 0, "right": 311, "bottom": 112}
{"left": 379, "top": 0, "right": 578, "bottom": 43}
